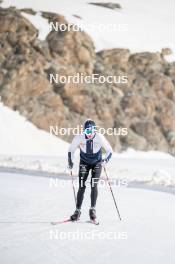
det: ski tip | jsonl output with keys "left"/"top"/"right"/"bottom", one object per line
{"left": 51, "top": 219, "right": 71, "bottom": 225}
{"left": 51, "top": 222, "right": 57, "bottom": 225}
{"left": 90, "top": 219, "right": 99, "bottom": 225}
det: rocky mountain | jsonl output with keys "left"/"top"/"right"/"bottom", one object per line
{"left": 0, "top": 6, "right": 175, "bottom": 154}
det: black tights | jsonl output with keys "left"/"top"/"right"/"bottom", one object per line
{"left": 76, "top": 162, "right": 102, "bottom": 209}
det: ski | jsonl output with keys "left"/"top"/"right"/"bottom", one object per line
{"left": 51, "top": 219, "right": 99, "bottom": 225}
{"left": 89, "top": 219, "right": 99, "bottom": 225}
{"left": 51, "top": 219, "right": 72, "bottom": 225}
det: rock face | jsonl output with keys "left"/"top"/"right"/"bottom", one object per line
{"left": 0, "top": 7, "right": 175, "bottom": 155}
{"left": 88, "top": 2, "right": 121, "bottom": 10}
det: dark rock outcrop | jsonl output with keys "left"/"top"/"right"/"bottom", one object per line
{"left": 88, "top": 2, "right": 121, "bottom": 10}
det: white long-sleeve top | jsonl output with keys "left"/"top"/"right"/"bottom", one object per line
{"left": 68, "top": 132, "right": 113, "bottom": 165}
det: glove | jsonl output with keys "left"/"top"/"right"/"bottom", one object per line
{"left": 68, "top": 160, "right": 73, "bottom": 170}
{"left": 101, "top": 159, "right": 107, "bottom": 167}
{"left": 101, "top": 153, "right": 112, "bottom": 166}
{"left": 68, "top": 152, "right": 73, "bottom": 169}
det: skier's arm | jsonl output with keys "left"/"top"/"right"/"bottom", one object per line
{"left": 68, "top": 135, "right": 80, "bottom": 168}
{"left": 100, "top": 134, "right": 113, "bottom": 163}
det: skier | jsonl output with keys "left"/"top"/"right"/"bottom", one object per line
{"left": 68, "top": 119, "right": 113, "bottom": 222}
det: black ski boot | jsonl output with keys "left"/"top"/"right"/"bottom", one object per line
{"left": 70, "top": 209, "right": 81, "bottom": 221}
{"left": 89, "top": 207, "right": 96, "bottom": 221}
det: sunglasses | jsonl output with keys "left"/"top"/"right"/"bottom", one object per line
{"left": 84, "top": 126, "right": 97, "bottom": 135}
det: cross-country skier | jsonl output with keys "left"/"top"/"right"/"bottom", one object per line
{"left": 68, "top": 119, "right": 113, "bottom": 222}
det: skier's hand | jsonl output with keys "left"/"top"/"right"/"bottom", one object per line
{"left": 68, "top": 152, "right": 73, "bottom": 169}
{"left": 68, "top": 161, "right": 74, "bottom": 170}
{"left": 101, "top": 159, "right": 107, "bottom": 167}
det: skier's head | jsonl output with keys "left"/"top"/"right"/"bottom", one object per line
{"left": 84, "top": 119, "right": 96, "bottom": 139}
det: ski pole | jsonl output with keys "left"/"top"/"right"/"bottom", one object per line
{"left": 103, "top": 166, "right": 122, "bottom": 221}
{"left": 70, "top": 169, "right": 77, "bottom": 206}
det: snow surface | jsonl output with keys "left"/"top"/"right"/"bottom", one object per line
{"left": 21, "top": 12, "right": 51, "bottom": 40}
{"left": 0, "top": 103, "right": 69, "bottom": 156}
{"left": 0, "top": 152, "right": 175, "bottom": 187}
{"left": 2, "top": 0, "right": 175, "bottom": 61}
{"left": 0, "top": 171, "right": 175, "bottom": 264}
{"left": 0, "top": 103, "right": 175, "bottom": 187}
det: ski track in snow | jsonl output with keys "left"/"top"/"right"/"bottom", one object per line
{"left": 0, "top": 172, "right": 175, "bottom": 264}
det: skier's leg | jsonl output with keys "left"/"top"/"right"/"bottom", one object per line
{"left": 76, "top": 163, "right": 90, "bottom": 209}
{"left": 90, "top": 163, "right": 102, "bottom": 208}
